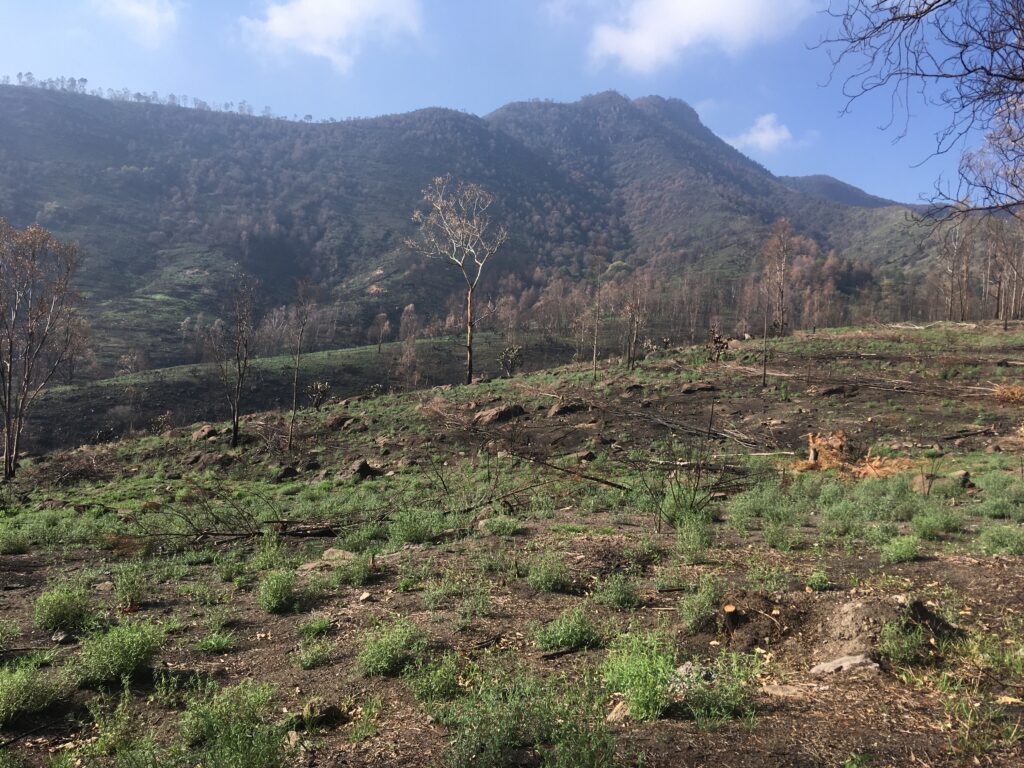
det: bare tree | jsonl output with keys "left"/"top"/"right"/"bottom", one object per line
{"left": 0, "top": 220, "right": 79, "bottom": 479}
{"left": 286, "top": 282, "right": 316, "bottom": 451}
{"left": 368, "top": 312, "right": 391, "bottom": 354}
{"left": 824, "top": 0, "right": 1024, "bottom": 214}
{"left": 407, "top": 174, "right": 508, "bottom": 384}
{"left": 205, "top": 279, "right": 258, "bottom": 448}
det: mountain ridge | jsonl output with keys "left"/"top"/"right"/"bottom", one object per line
{"left": 0, "top": 85, "right": 928, "bottom": 371}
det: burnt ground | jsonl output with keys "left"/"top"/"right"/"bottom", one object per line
{"left": 2, "top": 324, "right": 1024, "bottom": 767}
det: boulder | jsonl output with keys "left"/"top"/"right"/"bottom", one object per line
{"left": 473, "top": 403, "right": 525, "bottom": 427}
{"left": 340, "top": 458, "right": 383, "bottom": 482}
{"left": 809, "top": 654, "right": 878, "bottom": 676}
{"left": 190, "top": 424, "right": 217, "bottom": 442}
{"left": 547, "top": 400, "right": 586, "bottom": 419}
{"left": 274, "top": 466, "right": 300, "bottom": 483}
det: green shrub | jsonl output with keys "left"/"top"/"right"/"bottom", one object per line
{"left": 805, "top": 570, "right": 830, "bottom": 592}
{"left": 678, "top": 574, "right": 722, "bottom": 631}
{"left": 389, "top": 508, "right": 447, "bottom": 545}
{"left": 879, "top": 617, "right": 928, "bottom": 666}
{"left": 444, "top": 669, "right": 615, "bottom": 768}
{"left": 675, "top": 513, "right": 714, "bottom": 563}
{"left": 600, "top": 631, "right": 676, "bottom": 721}
{"left": 533, "top": 607, "right": 602, "bottom": 652}
{"left": 593, "top": 573, "right": 641, "bottom": 610}
{"left": 910, "top": 509, "right": 963, "bottom": 540}
{"left": 677, "top": 653, "right": 762, "bottom": 728}
{"left": 180, "top": 681, "right": 286, "bottom": 768}
{"left": 195, "top": 631, "right": 237, "bottom": 655}
{"left": 0, "top": 528, "right": 29, "bottom": 555}
{"left": 404, "top": 651, "right": 464, "bottom": 711}
{"left": 294, "top": 638, "right": 333, "bottom": 670}
{"left": 257, "top": 571, "right": 296, "bottom": 614}
{"left": 482, "top": 515, "right": 523, "bottom": 537}
{"left": 34, "top": 582, "right": 95, "bottom": 634}
{"left": 526, "top": 553, "right": 573, "bottom": 593}
{"left": 879, "top": 535, "right": 920, "bottom": 564}
{"left": 0, "top": 620, "right": 20, "bottom": 653}
{"left": 75, "top": 620, "right": 165, "bottom": 685}
{"left": 297, "top": 616, "right": 332, "bottom": 640}
{"left": 330, "top": 554, "right": 377, "bottom": 587}
{"left": 113, "top": 560, "right": 149, "bottom": 611}
{"left": 977, "top": 524, "right": 1024, "bottom": 555}
{"left": 0, "top": 661, "right": 67, "bottom": 726}
{"left": 356, "top": 618, "right": 427, "bottom": 676}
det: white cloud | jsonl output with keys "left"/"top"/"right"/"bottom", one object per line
{"left": 241, "top": 0, "right": 422, "bottom": 74}
{"left": 728, "top": 113, "right": 794, "bottom": 153}
{"left": 92, "top": 0, "right": 180, "bottom": 47}
{"left": 589, "top": 0, "right": 817, "bottom": 73}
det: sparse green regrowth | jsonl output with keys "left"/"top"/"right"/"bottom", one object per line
{"left": 195, "top": 630, "right": 237, "bottom": 655}
{"left": 74, "top": 619, "right": 165, "bottom": 685}
{"left": 356, "top": 618, "right": 427, "bottom": 677}
{"left": 0, "top": 660, "right": 68, "bottom": 726}
{"left": 526, "top": 552, "right": 574, "bottom": 593}
{"left": 879, "top": 535, "right": 920, "bottom": 564}
{"left": 977, "top": 524, "right": 1024, "bottom": 555}
{"left": 294, "top": 638, "right": 333, "bottom": 670}
{"left": 878, "top": 616, "right": 928, "bottom": 666}
{"left": 443, "top": 667, "right": 616, "bottom": 768}
{"left": 746, "top": 561, "right": 789, "bottom": 593}
{"left": 329, "top": 554, "right": 378, "bottom": 587}
{"left": 601, "top": 630, "right": 676, "bottom": 721}
{"left": 593, "top": 573, "right": 641, "bottom": 610}
{"left": 677, "top": 652, "right": 763, "bottom": 728}
{"left": 0, "top": 527, "right": 29, "bottom": 555}
{"left": 806, "top": 569, "right": 831, "bottom": 592}
{"left": 257, "top": 570, "right": 296, "bottom": 614}
{"left": 34, "top": 582, "right": 95, "bottom": 634}
{"left": 180, "top": 681, "right": 287, "bottom": 768}
{"left": 112, "top": 560, "right": 149, "bottom": 611}
{"left": 297, "top": 616, "right": 333, "bottom": 640}
{"left": 533, "top": 606, "right": 603, "bottom": 652}
{"left": 482, "top": 515, "right": 523, "bottom": 537}
{"left": 675, "top": 512, "right": 714, "bottom": 563}
{"left": 678, "top": 574, "right": 723, "bottom": 631}
{"left": 0, "top": 621, "right": 21, "bottom": 654}
{"left": 405, "top": 651, "right": 465, "bottom": 714}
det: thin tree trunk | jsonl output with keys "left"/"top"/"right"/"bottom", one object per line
{"left": 591, "top": 283, "right": 600, "bottom": 382}
{"left": 761, "top": 304, "right": 769, "bottom": 388}
{"left": 465, "top": 286, "right": 474, "bottom": 385}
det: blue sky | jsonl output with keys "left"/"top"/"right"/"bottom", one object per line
{"left": 0, "top": 0, "right": 960, "bottom": 203}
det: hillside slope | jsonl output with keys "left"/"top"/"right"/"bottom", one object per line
{"left": 0, "top": 86, "right": 927, "bottom": 369}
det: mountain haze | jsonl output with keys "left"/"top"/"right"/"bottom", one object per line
{"left": 0, "top": 85, "right": 927, "bottom": 371}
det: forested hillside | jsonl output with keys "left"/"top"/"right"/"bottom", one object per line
{"left": 0, "top": 85, "right": 927, "bottom": 371}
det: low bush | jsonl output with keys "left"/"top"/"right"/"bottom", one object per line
{"left": 356, "top": 618, "right": 427, "bottom": 676}
{"left": 678, "top": 575, "right": 722, "bottom": 632}
{"left": 676, "top": 653, "right": 762, "bottom": 728}
{"left": 879, "top": 535, "right": 920, "bottom": 564}
{"left": 977, "top": 524, "right": 1024, "bottom": 555}
{"left": 600, "top": 631, "right": 676, "bottom": 721}
{"left": 482, "top": 515, "right": 523, "bottom": 537}
{"left": 180, "top": 681, "right": 286, "bottom": 768}
{"left": 533, "top": 607, "right": 603, "bottom": 652}
{"left": 75, "top": 620, "right": 165, "bottom": 686}
{"left": 34, "top": 582, "right": 95, "bottom": 635}
{"left": 593, "top": 573, "right": 641, "bottom": 610}
{"left": 526, "top": 553, "right": 573, "bottom": 593}
{"left": 0, "top": 661, "right": 67, "bottom": 726}
{"left": 257, "top": 571, "right": 296, "bottom": 614}
{"left": 294, "top": 638, "right": 333, "bottom": 670}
